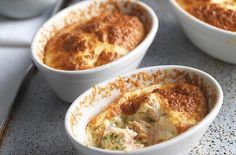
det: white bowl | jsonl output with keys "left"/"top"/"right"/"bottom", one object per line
{"left": 65, "top": 65, "right": 223, "bottom": 155}
{"left": 31, "top": 0, "right": 158, "bottom": 102}
{"left": 169, "top": 0, "right": 236, "bottom": 64}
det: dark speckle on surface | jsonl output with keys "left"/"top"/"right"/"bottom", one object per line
{"left": 0, "top": 0, "right": 236, "bottom": 155}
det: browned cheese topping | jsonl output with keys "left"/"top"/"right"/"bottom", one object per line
{"left": 177, "top": 0, "right": 236, "bottom": 32}
{"left": 86, "top": 82, "right": 208, "bottom": 150}
{"left": 44, "top": 12, "right": 146, "bottom": 70}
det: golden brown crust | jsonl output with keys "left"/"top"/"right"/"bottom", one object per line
{"left": 177, "top": 0, "right": 236, "bottom": 32}
{"left": 44, "top": 12, "right": 145, "bottom": 70}
{"left": 86, "top": 82, "right": 208, "bottom": 146}
{"left": 154, "top": 83, "right": 208, "bottom": 133}
{"left": 154, "top": 83, "right": 207, "bottom": 116}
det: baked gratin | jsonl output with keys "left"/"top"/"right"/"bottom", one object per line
{"left": 86, "top": 82, "right": 208, "bottom": 151}
{"left": 44, "top": 12, "right": 146, "bottom": 70}
{"left": 176, "top": 0, "right": 236, "bottom": 32}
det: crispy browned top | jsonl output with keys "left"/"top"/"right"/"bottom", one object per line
{"left": 155, "top": 83, "right": 207, "bottom": 115}
{"left": 154, "top": 83, "right": 208, "bottom": 133}
{"left": 88, "top": 83, "right": 208, "bottom": 127}
{"left": 86, "top": 82, "right": 208, "bottom": 146}
{"left": 177, "top": 0, "right": 236, "bottom": 32}
{"left": 44, "top": 12, "right": 146, "bottom": 70}
{"left": 120, "top": 83, "right": 208, "bottom": 123}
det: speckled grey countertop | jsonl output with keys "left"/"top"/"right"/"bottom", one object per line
{"left": 0, "top": 0, "right": 236, "bottom": 155}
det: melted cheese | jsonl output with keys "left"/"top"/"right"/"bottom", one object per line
{"left": 86, "top": 83, "right": 208, "bottom": 151}
{"left": 44, "top": 12, "right": 146, "bottom": 70}
{"left": 176, "top": 0, "right": 236, "bottom": 32}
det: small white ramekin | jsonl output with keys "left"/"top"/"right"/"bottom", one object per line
{"left": 65, "top": 65, "right": 223, "bottom": 155}
{"left": 31, "top": 0, "right": 158, "bottom": 102}
{"left": 169, "top": 0, "right": 236, "bottom": 64}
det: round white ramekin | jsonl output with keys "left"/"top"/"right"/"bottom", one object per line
{"left": 65, "top": 65, "right": 223, "bottom": 155}
{"left": 31, "top": 0, "right": 158, "bottom": 102}
{"left": 169, "top": 0, "right": 236, "bottom": 64}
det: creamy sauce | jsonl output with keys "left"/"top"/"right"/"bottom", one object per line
{"left": 86, "top": 83, "right": 208, "bottom": 151}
